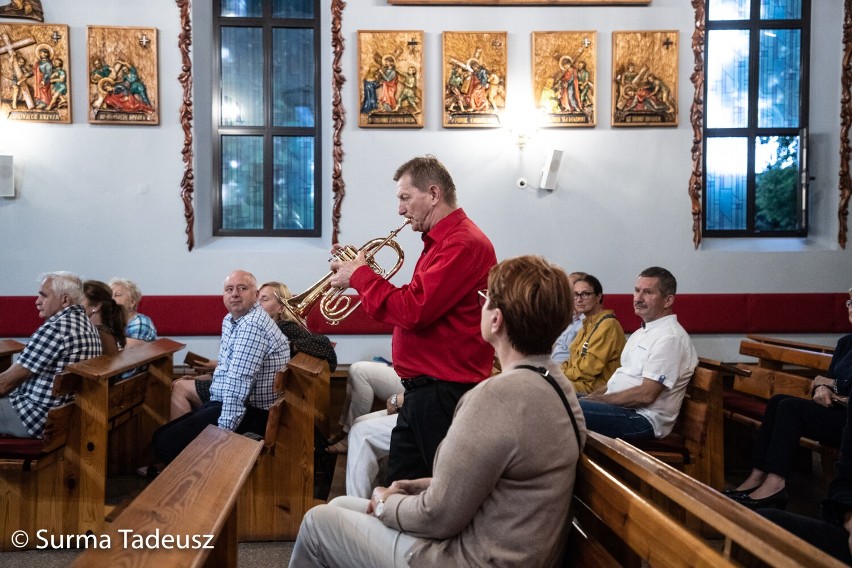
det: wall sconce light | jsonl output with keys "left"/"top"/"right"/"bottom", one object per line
{"left": 504, "top": 107, "right": 540, "bottom": 151}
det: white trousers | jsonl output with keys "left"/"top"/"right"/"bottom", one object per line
{"left": 289, "top": 496, "right": 418, "bottom": 568}
{"left": 340, "top": 361, "right": 402, "bottom": 432}
{"left": 346, "top": 410, "right": 397, "bottom": 498}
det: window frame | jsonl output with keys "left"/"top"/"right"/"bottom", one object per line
{"left": 702, "top": 0, "right": 811, "bottom": 239}
{"left": 212, "top": 0, "right": 322, "bottom": 237}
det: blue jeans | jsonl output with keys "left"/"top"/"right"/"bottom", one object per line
{"left": 578, "top": 399, "right": 655, "bottom": 440}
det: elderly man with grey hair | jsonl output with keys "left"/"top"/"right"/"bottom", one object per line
{"left": 0, "top": 271, "right": 102, "bottom": 438}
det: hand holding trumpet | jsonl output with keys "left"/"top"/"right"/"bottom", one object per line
{"left": 329, "top": 246, "right": 368, "bottom": 289}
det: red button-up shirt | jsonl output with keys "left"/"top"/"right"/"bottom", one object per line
{"left": 350, "top": 208, "right": 496, "bottom": 382}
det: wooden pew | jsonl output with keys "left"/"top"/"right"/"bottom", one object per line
{"left": 0, "top": 338, "right": 185, "bottom": 550}
{"left": 570, "top": 431, "right": 846, "bottom": 567}
{"left": 71, "top": 425, "right": 262, "bottom": 568}
{"left": 739, "top": 339, "right": 832, "bottom": 376}
{"left": 725, "top": 339, "right": 838, "bottom": 487}
{"left": 0, "top": 338, "right": 25, "bottom": 371}
{"left": 238, "top": 352, "right": 331, "bottom": 541}
{"left": 747, "top": 334, "right": 835, "bottom": 355}
{"left": 632, "top": 360, "right": 725, "bottom": 490}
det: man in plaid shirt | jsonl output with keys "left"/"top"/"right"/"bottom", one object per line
{"left": 0, "top": 272, "right": 102, "bottom": 438}
{"left": 151, "top": 270, "right": 289, "bottom": 465}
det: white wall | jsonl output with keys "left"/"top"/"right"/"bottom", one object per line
{"left": 0, "top": 0, "right": 848, "bottom": 363}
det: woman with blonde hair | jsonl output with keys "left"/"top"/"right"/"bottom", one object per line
{"left": 109, "top": 277, "right": 157, "bottom": 348}
{"left": 169, "top": 281, "right": 336, "bottom": 421}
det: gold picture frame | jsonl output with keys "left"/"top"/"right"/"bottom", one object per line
{"left": 612, "top": 30, "right": 678, "bottom": 127}
{"left": 0, "top": 23, "right": 71, "bottom": 123}
{"left": 532, "top": 31, "right": 596, "bottom": 127}
{"left": 442, "top": 31, "right": 507, "bottom": 128}
{"left": 357, "top": 30, "right": 424, "bottom": 128}
{"left": 87, "top": 26, "right": 159, "bottom": 125}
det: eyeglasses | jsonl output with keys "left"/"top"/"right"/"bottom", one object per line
{"left": 847, "top": 299, "right": 852, "bottom": 308}
{"left": 478, "top": 289, "right": 490, "bottom": 308}
{"left": 573, "top": 291, "right": 595, "bottom": 300}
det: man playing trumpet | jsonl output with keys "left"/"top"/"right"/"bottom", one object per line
{"left": 330, "top": 154, "right": 496, "bottom": 485}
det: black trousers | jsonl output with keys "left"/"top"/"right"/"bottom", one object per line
{"left": 152, "top": 401, "right": 268, "bottom": 464}
{"left": 759, "top": 508, "right": 852, "bottom": 564}
{"left": 385, "top": 378, "right": 475, "bottom": 484}
{"left": 753, "top": 395, "right": 846, "bottom": 478}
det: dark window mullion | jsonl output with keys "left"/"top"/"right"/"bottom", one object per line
{"left": 744, "top": 18, "right": 761, "bottom": 234}
{"left": 263, "top": 16, "right": 274, "bottom": 232}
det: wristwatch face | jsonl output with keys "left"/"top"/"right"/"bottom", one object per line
{"left": 374, "top": 499, "right": 385, "bottom": 518}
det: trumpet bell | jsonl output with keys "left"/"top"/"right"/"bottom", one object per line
{"left": 283, "top": 220, "right": 410, "bottom": 328}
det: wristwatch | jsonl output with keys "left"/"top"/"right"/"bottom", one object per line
{"left": 390, "top": 394, "right": 400, "bottom": 412}
{"left": 374, "top": 498, "right": 385, "bottom": 518}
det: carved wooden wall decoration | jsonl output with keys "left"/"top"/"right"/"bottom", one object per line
{"left": 176, "top": 0, "right": 194, "bottom": 251}
{"left": 689, "top": 0, "right": 705, "bottom": 249}
{"left": 839, "top": 0, "right": 851, "bottom": 249}
{"left": 332, "top": 0, "right": 346, "bottom": 245}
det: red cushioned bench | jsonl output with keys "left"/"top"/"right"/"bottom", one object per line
{"left": 1, "top": 293, "right": 850, "bottom": 338}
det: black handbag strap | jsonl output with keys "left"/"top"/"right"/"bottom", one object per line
{"left": 580, "top": 313, "right": 616, "bottom": 357}
{"left": 516, "top": 364, "right": 583, "bottom": 450}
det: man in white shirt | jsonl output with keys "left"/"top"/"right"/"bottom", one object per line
{"left": 578, "top": 266, "right": 697, "bottom": 441}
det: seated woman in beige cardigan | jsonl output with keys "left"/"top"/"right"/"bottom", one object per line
{"left": 289, "top": 255, "right": 587, "bottom": 567}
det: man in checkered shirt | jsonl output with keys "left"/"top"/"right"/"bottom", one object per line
{"left": 151, "top": 270, "right": 289, "bottom": 464}
{"left": 0, "top": 272, "right": 102, "bottom": 438}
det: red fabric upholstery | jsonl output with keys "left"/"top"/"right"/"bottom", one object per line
{"left": 138, "top": 296, "right": 228, "bottom": 336}
{"left": 0, "top": 296, "right": 41, "bottom": 337}
{"left": 1, "top": 293, "right": 849, "bottom": 337}
{"left": 0, "top": 437, "right": 44, "bottom": 459}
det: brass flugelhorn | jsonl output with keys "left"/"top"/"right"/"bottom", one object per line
{"left": 284, "top": 219, "right": 411, "bottom": 327}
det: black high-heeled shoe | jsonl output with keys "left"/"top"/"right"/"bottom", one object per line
{"left": 734, "top": 488, "right": 788, "bottom": 510}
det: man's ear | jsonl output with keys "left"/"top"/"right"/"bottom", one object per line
{"left": 428, "top": 184, "right": 441, "bottom": 204}
{"left": 663, "top": 294, "right": 675, "bottom": 310}
{"left": 60, "top": 294, "right": 73, "bottom": 308}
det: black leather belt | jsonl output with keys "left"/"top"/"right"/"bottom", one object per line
{"left": 400, "top": 375, "right": 438, "bottom": 391}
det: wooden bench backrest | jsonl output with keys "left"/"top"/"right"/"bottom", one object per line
{"left": 747, "top": 334, "right": 835, "bottom": 354}
{"left": 733, "top": 366, "right": 813, "bottom": 400}
{"left": 0, "top": 338, "right": 25, "bottom": 372}
{"left": 64, "top": 337, "right": 186, "bottom": 381}
{"left": 632, "top": 362, "right": 725, "bottom": 490}
{"left": 241, "top": 352, "right": 332, "bottom": 541}
{"left": 40, "top": 401, "right": 76, "bottom": 455}
{"left": 739, "top": 340, "right": 832, "bottom": 373}
{"left": 72, "top": 425, "right": 262, "bottom": 568}
{"left": 583, "top": 432, "right": 847, "bottom": 567}
{"left": 572, "top": 453, "right": 733, "bottom": 567}
{"left": 107, "top": 370, "right": 150, "bottom": 421}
